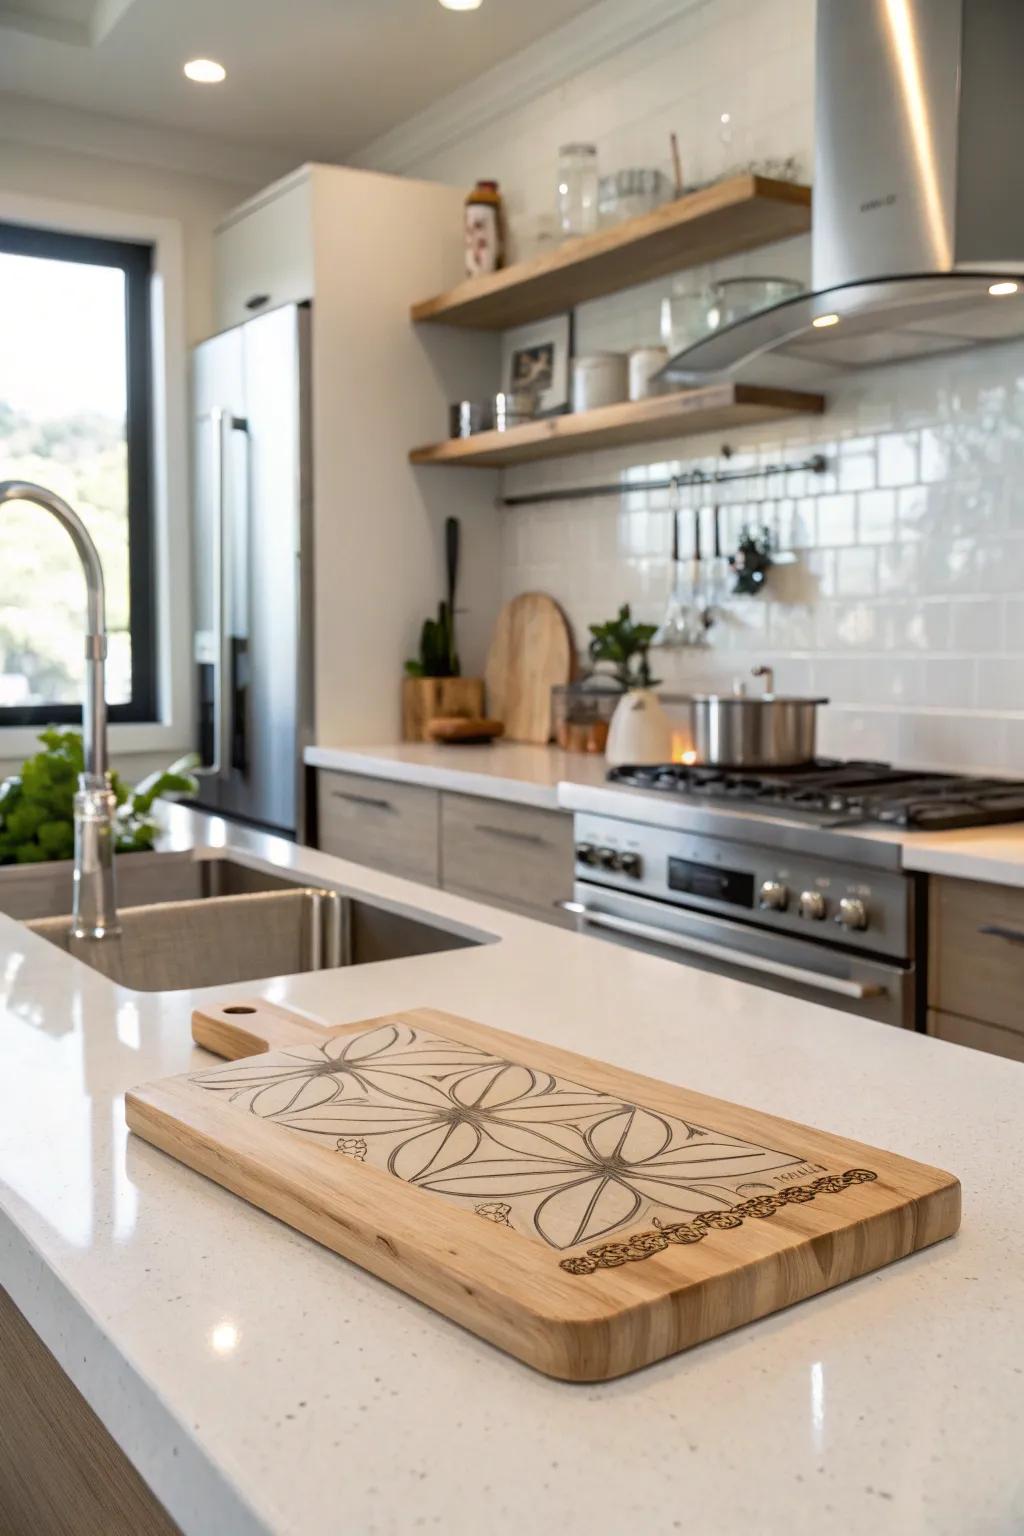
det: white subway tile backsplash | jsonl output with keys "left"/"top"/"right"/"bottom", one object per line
{"left": 838, "top": 453, "right": 876, "bottom": 493}
{"left": 835, "top": 547, "right": 877, "bottom": 598}
{"left": 949, "top": 598, "right": 1005, "bottom": 654}
{"left": 878, "top": 432, "right": 920, "bottom": 488}
{"left": 816, "top": 492, "right": 857, "bottom": 545}
{"left": 385, "top": 0, "right": 1024, "bottom": 774}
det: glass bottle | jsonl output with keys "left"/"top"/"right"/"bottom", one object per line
{"left": 557, "top": 144, "right": 599, "bottom": 238}
{"left": 464, "top": 181, "right": 504, "bottom": 278}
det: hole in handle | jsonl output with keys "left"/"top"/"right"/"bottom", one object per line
{"left": 223, "top": 1004, "right": 257, "bottom": 1015}
{"left": 245, "top": 293, "right": 270, "bottom": 311}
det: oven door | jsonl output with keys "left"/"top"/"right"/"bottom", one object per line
{"left": 568, "top": 881, "right": 915, "bottom": 1029}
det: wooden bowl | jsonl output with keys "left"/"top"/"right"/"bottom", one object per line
{"left": 425, "top": 717, "right": 505, "bottom": 745}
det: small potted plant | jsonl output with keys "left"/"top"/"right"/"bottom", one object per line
{"left": 587, "top": 605, "right": 672, "bottom": 765}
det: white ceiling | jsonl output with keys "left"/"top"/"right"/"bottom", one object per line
{"left": 0, "top": 0, "right": 602, "bottom": 165}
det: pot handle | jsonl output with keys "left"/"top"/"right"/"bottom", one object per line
{"left": 751, "top": 664, "right": 775, "bottom": 696}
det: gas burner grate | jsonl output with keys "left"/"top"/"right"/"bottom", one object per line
{"left": 606, "top": 760, "right": 1024, "bottom": 830}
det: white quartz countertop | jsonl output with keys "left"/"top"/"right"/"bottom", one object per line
{"left": 305, "top": 741, "right": 611, "bottom": 809}
{"left": 308, "top": 742, "right": 1024, "bottom": 885}
{"left": 2, "top": 804, "right": 1022, "bottom": 1536}
{"left": 897, "top": 823, "right": 1024, "bottom": 887}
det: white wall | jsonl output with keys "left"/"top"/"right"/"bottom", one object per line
{"left": 0, "top": 135, "right": 256, "bottom": 345}
{"left": 355, "top": 0, "right": 1024, "bottom": 775}
{"left": 308, "top": 165, "right": 502, "bottom": 746}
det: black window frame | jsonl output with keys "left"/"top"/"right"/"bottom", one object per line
{"left": 0, "top": 219, "right": 157, "bottom": 725}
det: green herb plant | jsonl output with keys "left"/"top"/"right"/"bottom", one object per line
{"left": 0, "top": 727, "right": 199, "bottom": 865}
{"left": 588, "top": 604, "right": 661, "bottom": 691}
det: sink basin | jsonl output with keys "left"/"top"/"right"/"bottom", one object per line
{"left": 26, "top": 858, "right": 481, "bottom": 992}
{"left": 0, "top": 847, "right": 303, "bottom": 922}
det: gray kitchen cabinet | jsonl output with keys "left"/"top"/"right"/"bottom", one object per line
{"left": 440, "top": 792, "right": 575, "bottom": 928}
{"left": 927, "top": 874, "right": 1024, "bottom": 1060}
{"left": 317, "top": 770, "right": 440, "bottom": 887}
{"left": 314, "top": 770, "right": 573, "bottom": 924}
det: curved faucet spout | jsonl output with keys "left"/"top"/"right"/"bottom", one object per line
{"left": 0, "top": 479, "right": 109, "bottom": 778}
{"left": 0, "top": 480, "right": 119, "bottom": 938}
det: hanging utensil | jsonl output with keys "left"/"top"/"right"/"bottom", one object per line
{"left": 653, "top": 476, "right": 693, "bottom": 648}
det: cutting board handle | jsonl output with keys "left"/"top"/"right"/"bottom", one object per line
{"left": 192, "top": 1000, "right": 332, "bottom": 1061}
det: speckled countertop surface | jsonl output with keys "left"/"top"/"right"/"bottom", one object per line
{"left": 1, "top": 805, "right": 1021, "bottom": 1536}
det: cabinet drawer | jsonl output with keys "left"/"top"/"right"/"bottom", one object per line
{"left": 317, "top": 771, "right": 439, "bottom": 886}
{"left": 214, "top": 176, "right": 313, "bottom": 331}
{"left": 929, "top": 876, "right": 1024, "bottom": 1033}
{"left": 440, "top": 793, "right": 573, "bottom": 924}
{"left": 927, "top": 1008, "right": 1024, "bottom": 1063}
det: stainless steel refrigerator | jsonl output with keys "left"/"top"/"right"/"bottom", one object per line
{"left": 190, "top": 303, "right": 313, "bottom": 836}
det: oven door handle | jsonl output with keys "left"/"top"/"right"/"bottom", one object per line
{"left": 559, "top": 903, "right": 887, "bottom": 1000}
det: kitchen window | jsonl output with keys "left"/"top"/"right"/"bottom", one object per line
{"left": 0, "top": 220, "right": 156, "bottom": 725}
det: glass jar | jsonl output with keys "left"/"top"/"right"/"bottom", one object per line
{"left": 660, "top": 282, "right": 714, "bottom": 355}
{"left": 557, "top": 144, "right": 599, "bottom": 238}
{"left": 464, "top": 180, "right": 504, "bottom": 278}
{"left": 552, "top": 679, "right": 624, "bottom": 754}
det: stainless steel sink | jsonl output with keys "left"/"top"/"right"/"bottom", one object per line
{"left": 0, "top": 847, "right": 303, "bottom": 922}
{"left": 25, "top": 857, "right": 481, "bottom": 992}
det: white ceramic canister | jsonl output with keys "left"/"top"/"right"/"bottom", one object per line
{"left": 605, "top": 688, "right": 673, "bottom": 766}
{"left": 628, "top": 345, "right": 669, "bottom": 401}
{"left": 571, "top": 352, "right": 629, "bottom": 413}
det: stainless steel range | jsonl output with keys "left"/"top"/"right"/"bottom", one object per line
{"left": 563, "top": 762, "right": 1024, "bottom": 1031}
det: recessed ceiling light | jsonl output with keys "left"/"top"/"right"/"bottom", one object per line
{"left": 812, "top": 312, "right": 841, "bottom": 328}
{"left": 988, "top": 280, "right": 1019, "bottom": 297}
{"left": 184, "top": 58, "right": 226, "bottom": 84}
{"left": 438, "top": 0, "right": 482, "bottom": 9}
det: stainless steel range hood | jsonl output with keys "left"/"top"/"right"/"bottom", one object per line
{"left": 665, "top": 0, "right": 1024, "bottom": 382}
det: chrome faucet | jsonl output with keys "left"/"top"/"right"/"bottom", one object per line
{"left": 0, "top": 480, "right": 120, "bottom": 939}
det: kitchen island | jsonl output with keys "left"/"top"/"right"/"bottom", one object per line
{"left": 0, "top": 806, "right": 1021, "bottom": 1536}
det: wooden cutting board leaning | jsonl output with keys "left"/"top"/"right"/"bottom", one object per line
{"left": 125, "top": 1001, "right": 961, "bottom": 1381}
{"left": 484, "top": 593, "right": 573, "bottom": 744}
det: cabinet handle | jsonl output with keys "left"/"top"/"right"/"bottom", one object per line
{"left": 978, "top": 923, "right": 1024, "bottom": 947}
{"left": 331, "top": 790, "right": 395, "bottom": 812}
{"left": 474, "top": 823, "right": 546, "bottom": 847}
{"left": 245, "top": 293, "right": 270, "bottom": 311}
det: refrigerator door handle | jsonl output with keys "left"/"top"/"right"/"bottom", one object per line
{"left": 195, "top": 408, "right": 246, "bottom": 779}
{"left": 228, "top": 412, "right": 250, "bottom": 776}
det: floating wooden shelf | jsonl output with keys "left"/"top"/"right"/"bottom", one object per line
{"left": 410, "top": 174, "right": 811, "bottom": 330}
{"left": 409, "top": 385, "right": 825, "bottom": 469}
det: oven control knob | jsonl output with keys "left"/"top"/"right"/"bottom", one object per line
{"left": 597, "top": 846, "right": 618, "bottom": 868}
{"left": 618, "top": 851, "right": 642, "bottom": 877}
{"left": 758, "top": 879, "right": 789, "bottom": 912}
{"left": 836, "top": 896, "right": 868, "bottom": 931}
{"left": 575, "top": 842, "right": 598, "bottom": 866}
{"left": 799, "top": 889, "right": 828, "bottom": 921}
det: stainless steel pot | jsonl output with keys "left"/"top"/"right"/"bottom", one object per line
{"left": 689, "top": 667, "right": 827, "bottom": 768}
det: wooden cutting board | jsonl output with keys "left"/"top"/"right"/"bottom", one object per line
{"left": 485, "top": 593, "right": 573, "bottom": 743}
{"left": 126, "top": 1001, "right": 960, "bottom": 1382}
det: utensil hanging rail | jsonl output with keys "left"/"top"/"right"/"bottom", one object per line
{"left": 498, "top": 451, "right": 827, "bottom": 508}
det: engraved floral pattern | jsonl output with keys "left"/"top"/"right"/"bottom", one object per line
{"left": 192, "top": 1023, "right": 817, "bottom": 1252}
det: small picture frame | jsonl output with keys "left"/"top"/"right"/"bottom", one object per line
{"left": 501, "top": 314, "right": 572, "bottom": 417}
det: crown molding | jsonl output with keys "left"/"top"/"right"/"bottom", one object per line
{"left": 0, "top": 0, "right": 134, "bottom": 45}
{"left": 350, "top": 0, "right": 710, "bottom": 175}
{"left": 0, "top": 91, "right": 292, "bottom": 186}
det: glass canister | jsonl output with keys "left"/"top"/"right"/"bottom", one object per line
{"left": 552, "top": 679, "right": 624, "bottom": 753}
{"left": 557, "top": 144, "right": 599, "bottom": 238}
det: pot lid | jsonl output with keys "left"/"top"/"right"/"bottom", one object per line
{"left": 689, "top": 694, "right": 829, "bottom": 706}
